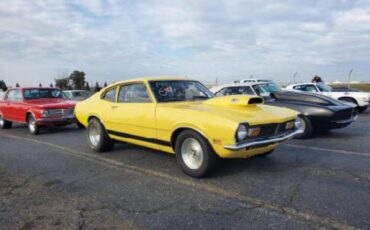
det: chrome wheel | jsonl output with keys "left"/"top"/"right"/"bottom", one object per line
{"left": 28, "top": 117, "right": 36, "bottom": 133}
{"left": 89, "top": 121, "right": 101, "bottom": 147}
{"left": 299, "top": 117, "right": 306, "bottom": 133}
{"left": 0, "top": 115, "right": 4, "bottom": 127}
{"left": 181, "top": 138, "right": 204, "bottom": 170}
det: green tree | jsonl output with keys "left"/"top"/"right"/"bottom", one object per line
{"left": 16, "top": 83, "right": 20, "bottom": 87}
{"left": 50, "top": 83, "right": 54, "bottom": 87}
{"left": 39, "top": 83, "right": 42, "bottom": 87}
{"left": 55, "top": 78, "right": 69, "bottom": 90}
{"left": 85, "top": 82, "right": 90, "bottom": 91}
{"left": 0, "top": 80, "right": 7, "bottom": 91}
{"left": 104, "top": 82, "right": 108, "bottom": 87}
{"left": 94, "top": 82, "right": 101, "bottom": 92}
{"left": 69, "top": 70, "right": 86, "bottom": 90}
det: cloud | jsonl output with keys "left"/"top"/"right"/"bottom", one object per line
{"left": 0, "top": 0, "right": 370, "bottom": 86}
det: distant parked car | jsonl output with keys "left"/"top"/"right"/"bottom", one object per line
{"left": 210, "top": 82, "right": 358, "bottom": 138}
{"left": 0, "top": 87, "right": 83, "bottom": 134}
{"left": 63, "top": 90, "right": 91, "bottom": 101}
{"left": 285, "top": 82, "right": 369, "bottom": 113}
{"left": 234, "top": 79, "right": 271, "bottom": 83}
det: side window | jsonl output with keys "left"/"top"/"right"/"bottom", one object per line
{"left": 118, "top": 83, "right": 151, "bottom": 103}
{"left": 242, "top": 87, "right": 254, "bottom": 95}
{"left": 102, "top": 87, "right": 117, "bottom": 102}
{"left": 6, "top": 90, "right": 22, "bottom": 102}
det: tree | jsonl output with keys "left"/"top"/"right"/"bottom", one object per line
{"left": 0, "top": 80, "right": 7, "bottom": 91}
{"left": 16, "top": 83, "right": 20, "bottom": 87}
{"left": 39, "top": 83, "right": 42, "bottom": 87}
{"left": 85, "top": 82, "right": 90, "bottom": 91}
{"left": 50, "top": 83, "right": 54, "bottom": 87}
{"left": 69, "top": 70, "right": 86, "bottom": 90}
{"left": 94, "top": 82, "right": 101, "bottom": 92}
{"left": 55, "top": 78, "right": 69, "bottom": 90}
{"left": 104, "top": 82, "right": 108, "bottom": 87}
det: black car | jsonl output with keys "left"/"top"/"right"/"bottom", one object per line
{"left": 210, "top": 82, "right": 358, "bottom": 138}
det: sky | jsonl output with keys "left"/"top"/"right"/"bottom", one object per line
{"left": 0, "top": 0, "right": 370, "bottom": 87}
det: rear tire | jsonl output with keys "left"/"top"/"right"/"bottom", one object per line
{"left": 0, "top": 114, "right": 12, "bottom": 129}
{"left": 27, "top": 114, "right": 40, "bottom": 135}
{"left": 87, "top": 118, "right": 114, "bottom": 152}
{"left": 294, "top": 115, "right": 313, "bottom": 139}
{"left": 175, "top": 130, "right": 218, "bottom": 178}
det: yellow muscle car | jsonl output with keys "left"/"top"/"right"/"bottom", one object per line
{"left": 75, "top": 77, "right": 303, "bottom": 177}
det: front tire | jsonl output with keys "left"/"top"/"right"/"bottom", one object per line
{"left": 0, "top": 114, "right": 12, "bottom": 129}
{"left": 358, "top": 106, "right": 368, "bottom": 113}
{"left": 294, "top": 116, "right": 313, "bottom": 139}
{"left": 27, "top": 114, "right": 40, "bottom": 135}
{"left": 87, "top": 118, "right": 114, "bottom": 152}
{"left": 175, "top": 130, "right": 218, "bottom": 178}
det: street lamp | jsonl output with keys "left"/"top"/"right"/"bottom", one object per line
{"left": 348, "top": 69, "right": 353, "bottom": 90}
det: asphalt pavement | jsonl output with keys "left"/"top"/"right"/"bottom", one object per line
{"left": 1, "top": 110, "right": 370, "bottom": 230}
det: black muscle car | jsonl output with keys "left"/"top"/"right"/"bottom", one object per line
{"left": 210, "top": 82, "right": 358, "bottom": 138}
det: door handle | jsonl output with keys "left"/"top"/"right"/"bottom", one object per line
{"left": 111, "top": 105, "right": 118, "bottom": 109}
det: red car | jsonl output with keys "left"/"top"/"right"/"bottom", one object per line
{"left": 0, "top": 87, "right": 83, "bottom": 134}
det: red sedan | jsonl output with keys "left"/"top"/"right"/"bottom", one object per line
{"left": 0, "top": 87, "right": 83, "bottom": 134}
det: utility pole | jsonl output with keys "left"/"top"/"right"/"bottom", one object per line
{"left": 348, "top": 69, "right": 353, "bottom": 90}
{"left": 292, "top": 72, "right": 297, "bottom": 84}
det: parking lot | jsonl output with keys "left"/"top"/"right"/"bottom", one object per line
{"left": 0, "top": 111, "right": 369, "bottom": 229}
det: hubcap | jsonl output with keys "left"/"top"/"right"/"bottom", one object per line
{"left": 89, "top": 121, "right": 101, "bottom": 147}
{"left": 299, "top": 118, "right": 306, "bottom": 133}
{"left": 181, "top": 138, "right": 204, "bottom": 170}
{"left": 0, "top": 116, "right": 3, "bottom": 126}
{"left": 28, "top": 117, "right": 36, "bottom": 132}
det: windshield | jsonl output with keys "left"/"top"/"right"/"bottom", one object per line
{"left": 252, "top": 83, "right": 282, "bottom": 97}
{"left": 317, "top": 83, "right": 332, "bottom": 92}
{"left": 24, "top": 89, "right": 66, "bottom": 100}
{"left": 72, "top": 91, "right": 90, "bottom": 97}
{"left": 149, "top": 80, "right": 213, "bottom": 102}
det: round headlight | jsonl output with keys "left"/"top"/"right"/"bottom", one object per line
{"left": 41, "top": 110, "right": 49, "bottom": 117}
{"left": 294, "top": 116, "right": 302, "bottom": 129}
{"left": 236, "top": 124, "right": 248, "bottom": 141}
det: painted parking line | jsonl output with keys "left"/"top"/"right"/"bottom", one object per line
{"left": 286, "top": 144, "right": 370, "bottom": 158}
{"left": 0, "top": 132, "right": 363, "bottom": 230}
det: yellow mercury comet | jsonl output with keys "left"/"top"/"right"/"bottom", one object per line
{"left": 75, "top": 77, "right": 303, "bottom": 177}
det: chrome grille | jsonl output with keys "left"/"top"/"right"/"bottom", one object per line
{"left": 48, "top": 108, "right": 74, "bottom": 117}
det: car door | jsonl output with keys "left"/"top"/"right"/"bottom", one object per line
{"left": 108, "top": 82, "right": 158, "bottom": 150}
{"left": 3, "top": 89, "right": 25, "bottom": 121}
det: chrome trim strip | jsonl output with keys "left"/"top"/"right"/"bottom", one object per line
{"left": 224, "top": 129, "right": 304, "bottom": 150}
{"left": 37, "top": 115, "right": 76, "bottom": 123}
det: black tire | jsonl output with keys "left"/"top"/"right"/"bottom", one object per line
{"left": 294, "top": 116, "right": 313, "bottom": 139}
{"left": 358, "top": 106, "right": 368, "bottom": 113}
{"left": 87, "top": 118, "right": 114, "bottom": 152}
{"left": 0, "top": 114, "right": 12, "bottom": 129}
{"left": 76, "top": 120, "right": 85, "bottom": 129}
{"left": 256, "top": 149, "right": 274, "bottom": 157}
{"left": 175, "top": 130, "right": 218, "bottom": 178}
{"left": 27, "top": 114, "right": 40, "bottom": 135}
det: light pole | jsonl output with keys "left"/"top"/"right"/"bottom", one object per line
{"left": 292, "top": 72, "right": 297, "bottom": 84}
{"left": 348, "top": 69, "right": 353, "bottom": 90}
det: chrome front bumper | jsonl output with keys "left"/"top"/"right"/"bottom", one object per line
{"left": 224, "top": 129, "right": 304, "bottom": 150}
{"left": 36, "top": 115, "right": 76, "bottom": 123}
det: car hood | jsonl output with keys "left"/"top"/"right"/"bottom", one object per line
{"left": 157, "top": 95, "right": 298, "bottom": 125}
{"left": 24, "top": 99, "right": 76, "bottom": 109}
{"left": 270, "top": 91, "right": 346, "bottom": 106}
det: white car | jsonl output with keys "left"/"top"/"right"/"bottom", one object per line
{"left": 285, "top": 82, "right": 369, "bottom": 113}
